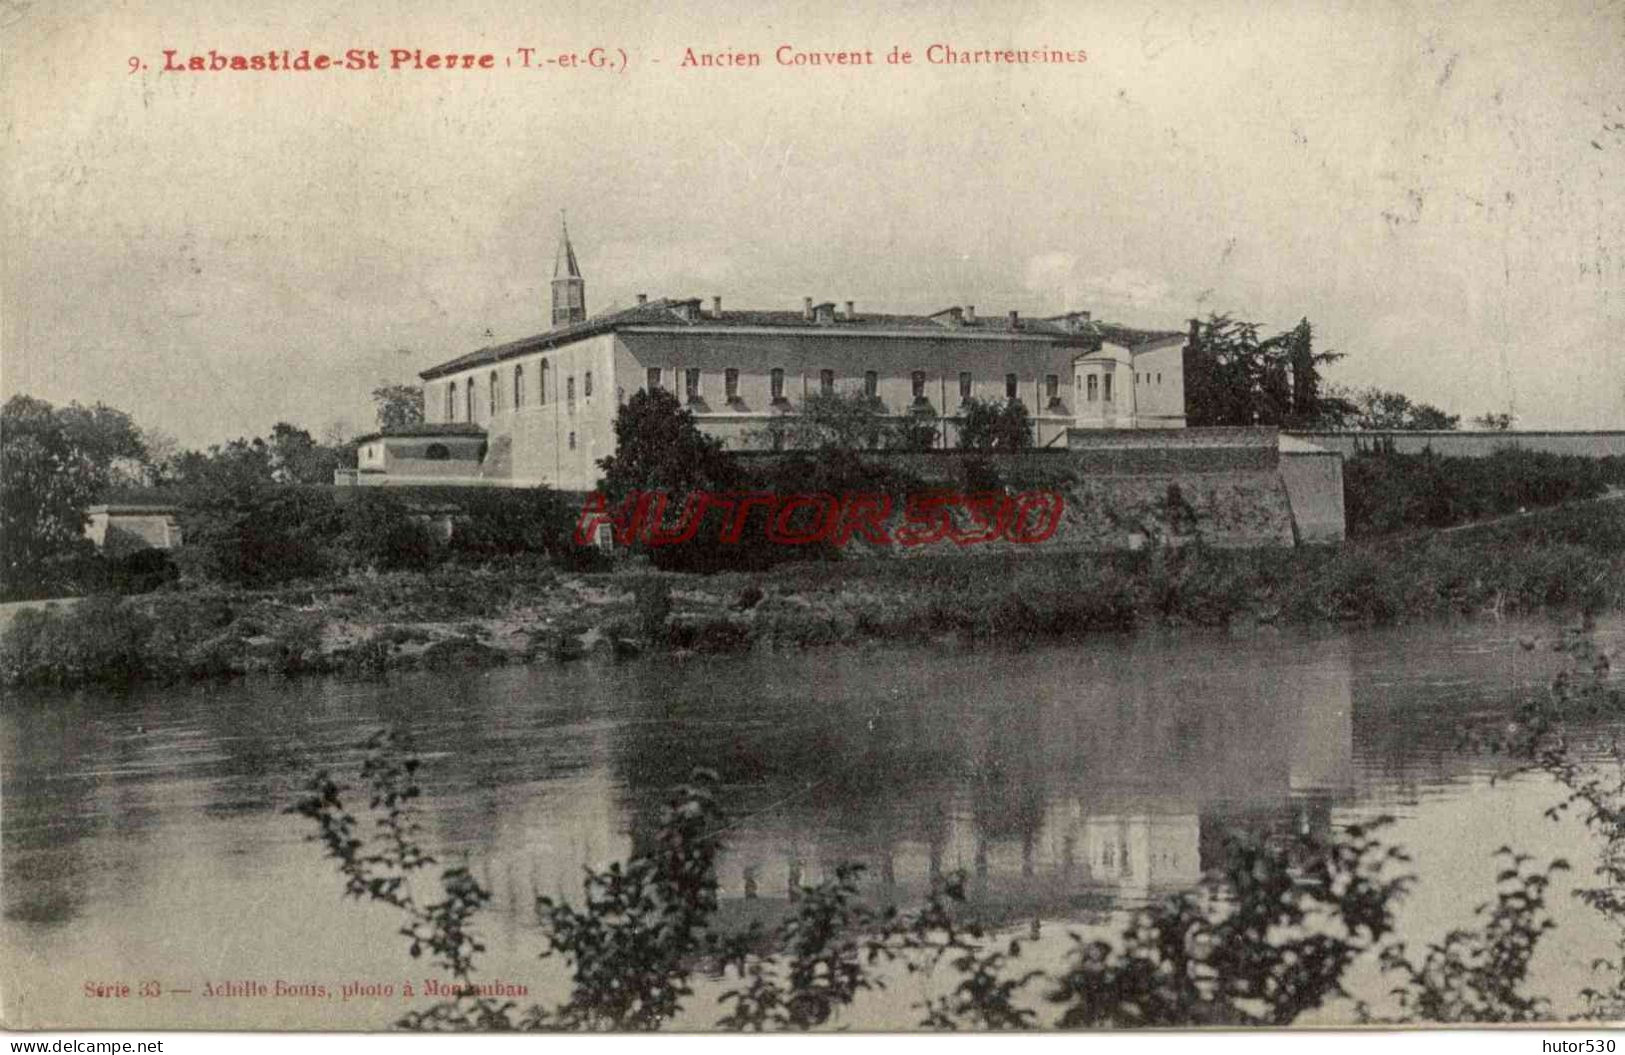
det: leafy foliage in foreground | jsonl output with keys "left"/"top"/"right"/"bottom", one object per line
{"left": 293, "top": 718, "right": 1581, "bottom": 1031}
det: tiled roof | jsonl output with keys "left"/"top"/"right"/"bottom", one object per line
{"left": 353, "top": 422, "right": 488, "bottom": 444}
{"left": 419, "top": 298, "right": 1187, "bottom": 380}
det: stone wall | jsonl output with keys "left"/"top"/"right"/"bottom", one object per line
{"left": 733, "top": 442, "right": 1301, "bottom": 554}
{"left": 1284, "top": 430, "right": 1625, "bottom": 459}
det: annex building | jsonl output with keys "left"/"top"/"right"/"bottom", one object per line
{"left": 351, "top": 225, "right": 1192, "bottom": 492}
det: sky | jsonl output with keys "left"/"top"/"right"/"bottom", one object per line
{"left": 3, "top": 0, "right": 1622, "bottom": 448}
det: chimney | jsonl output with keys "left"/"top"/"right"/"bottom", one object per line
{"left": 1188, "top": 317, "right": 1201, "bottom": 348}
{"left": 636, "top": 293, "right": 647, "bottom": 305}
{"left": 844, "top": 300, "right": 855, "bottom": 320}
{"left": 965, "top": 304, "right": 976, "bottom": 324}
{"left": 1008, "top": 310, "right": 1020, "bottom": 330}
{"left": 803, "top": 297, "right": 814, "bottom": 321}
{"left": 712, "top": 295, "right": 722, "bottom": 317}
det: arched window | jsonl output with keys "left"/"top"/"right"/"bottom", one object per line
{"left": 539, "top": 360, "right": 549, "bottom": 405}
{"left": 489, "top": 371, "right": 498, "bottom": 416}
{"left": 447, "top": 382, "right": 457, "bottom": 421}
{"left": 424, "top": 443, "right": 450, "bottom": 461}
{"left": 515, "top": 364, "right": 525, "bottom": 408}
{"left": 465, "top": 380, "right": 473, "bottom": 421}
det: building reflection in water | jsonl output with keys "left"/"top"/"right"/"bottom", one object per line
{"left": 607, "top": 633, "right": 1356, "bottom": 924}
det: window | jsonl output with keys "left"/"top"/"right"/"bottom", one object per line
{"left": 489, "top": 371, "right": 498, "bottom": 415}
{"left": 424, "top": 443, "right": 450, "bottom": 461}
{"left": 568, "top": 431, "right": 576, "bottom": 450}
{"left": 820, "top": 369, "right": 835, "bottom": 396}
{"left": 911, "top": 370, "right": 926, "bottom": 400}
{"left": 1046, "top": 374, "right": 1059, "bottom": 402}
{"left": 540, "top": 360, "right": 549, "bottom": 404}
{"left": 771, "top": 368, "right": 785, "bottom": 401}
{"left": 567, "top": 376, "right": 576, "bottom": 407}
{"left": 447, "top": 382, "right": 456, "bottom": 421}
{"left": 1087, "top": 375, "right": 1099, "bottom": 402}
{"left": 1005, "top": 373, "right": 1018, "bottom": 400}
{"left": 864, "top": 370, "right": 878, "bottom": 398}
{"left": 685, "top": 368, "right": 701, "bottom": 404}
{"left": 1103, "top": 374, "right": 1114, "bottom": 402}
{"left": 725, "top": 368, "right": 739, "bottom": 401}
{"left": 959, "top": 372, "right": 972, "bottom": 402}
{"left": 1157, "top": 372, "right": 1162, "bottom": 384}
{"left": 585, "top": 370, "right": 593, "bottom": 398}
{"left": 647, "top": 367, "right": 662, "bottom": 391}
{"left": 465, "top": 381, "right": 473, "bottom": 421}
{"left": 515, "top": 365, "right": 524, "bottom": 408}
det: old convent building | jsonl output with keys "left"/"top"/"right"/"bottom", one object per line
{"left": 352, "top": 224, "right": 1192, "bottom": 491}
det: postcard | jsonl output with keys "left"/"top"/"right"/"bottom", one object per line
{"left": 2, "top": 0, "right": 1623, "bottom": 1035}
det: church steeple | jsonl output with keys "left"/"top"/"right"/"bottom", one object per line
{"left": 551, "top": 214, "right": 586, "bottom": 328}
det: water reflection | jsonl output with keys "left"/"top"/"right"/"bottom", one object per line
{"left": 0, "top": 616, "right": 1613, "bottom": 1029}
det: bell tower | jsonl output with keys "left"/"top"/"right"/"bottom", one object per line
{"left": 551, "top": 213, "right": 585, "bottom": 328}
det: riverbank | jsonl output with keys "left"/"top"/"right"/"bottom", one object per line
{"left": 2, "top": 498, "right": 1620, "bottom": 688}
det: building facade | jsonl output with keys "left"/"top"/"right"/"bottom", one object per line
{"left": 366, "top": 226, "right": 1192, "bottom": 491}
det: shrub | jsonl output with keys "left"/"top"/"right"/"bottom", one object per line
{"left": 177, "top": 486, "right": 342, "bottom": 586}
{"left": 0, "top": 595, "right": 153, "bottom": 686}
{"left": 1344, "top": 449, "right": 1612, "bottom": 537}
{"left": 338, "top": 492, "right": 442, "bottom": 573}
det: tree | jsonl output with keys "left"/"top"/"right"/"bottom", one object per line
{"left": 1337, "top": 386, "right": 1461, "bottom": 431}
{"left": 1, "top": 396, "right": 151, "bottom": 594}
{"left": 751, "top": 391, "right": 947, "bottom": 452}
{"left": 52, "top": 401, "right": 148, "bottom": 477}
{"left": 135, "top": 427, "right": 181, "bottom": 487}
{"left": 372, "top": 384, "right": 425, "bottom": 431}
{"left": 167, "top": 437, "right": 276, "bottom": 497}
{"left": 1183, "top": 315, "right": 1350, "bottom": 428}
{"left": 597, "top": 387, "right": 740, "bottom": 501}
{"left": 1, "top": 397, "right": 99, "bottom": 591}
{"left": 1472, "top": 411, "right": 1516, "bottom": 431}
{"left": 749, "top": 391, "right": 891, "bottom": 451}
{"left": 269, "top": 422, "right": 346, "bottom": 484}
{"left": 958, "top": 397, "right": 1034, "bottom": 450}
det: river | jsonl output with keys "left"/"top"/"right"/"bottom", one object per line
{"left": 3, "top": 614, "right": 1622, "bottom": 1030}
